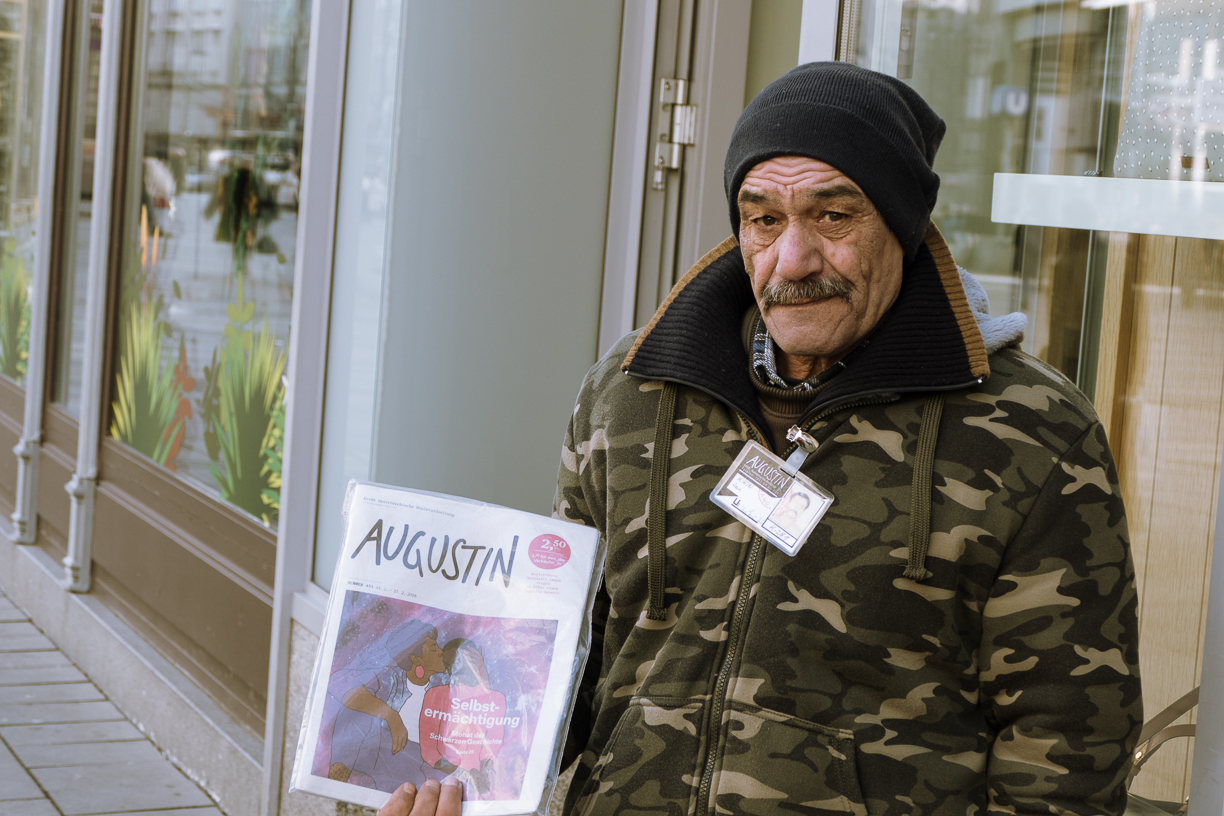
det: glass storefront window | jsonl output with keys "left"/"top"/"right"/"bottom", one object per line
{"left": 0, "top": 0, "right": 48, "bottom": 385}
{"left": 52, "top": 0, "right": 103, "bottom": 414}
{"left": 107, "top": 0, "right": 309, "bottom": 525}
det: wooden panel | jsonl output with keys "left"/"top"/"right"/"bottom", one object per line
{"left": 1076, "top": 4, "right": 1212, "bottom": 801}
{"left": 1031, "top": 226, "right": 1092, "bottom": 381}
{"left": 98, "top": 440, "right": 277, "bottom": 598}
{"left": 1114, "top": 232, "right": 1174, "bottom": 799}
{"left": 86, "top": 563, "right": 267, "bottom": 737}
{"left": 91, "top": 483, "right": 271, "bottom": 734}
{"left": 0, "top": 416, "right": 19, "bottom": 516}
{"left": 42, "top": 403, "right": 78, "bottom": 454}
{"left": 0, "top": 376, "right": 23, "bottom": 513}
{"left": 0, "top": 374, "right": 22, "bottom": 417}
{"left": 1121, "top": 235, "right": 1224, "bottom": 802}
{"left": 35, "top": 428, "right": 75, "bottom": 555}
{"left": 34, "top": 407, "right": 273, "bottom": 734}
{"left": 92, "top": 441, "right": 276, "bottom": 733}
{"left": 1171, "top": 237, "right": 1224, "bottom": 795}
{"left": 1051, "top": 229, "right": 1090, "bottom": 377}
{"left": 1116, "top": 3, "right": 1143, "bottom": 133}
{"left": 1093, "top": 232, "right": 1139, "bottom": 449}
{"left": 1115, "top": 234, "right": 1176, "bottom": 624}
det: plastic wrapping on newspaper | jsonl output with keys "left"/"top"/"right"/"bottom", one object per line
{"left": 290, "top": 480, "right": 605, "bottom": 815}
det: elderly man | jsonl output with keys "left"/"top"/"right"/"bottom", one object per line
{"left": 553, "top": 62, "right": 1141, "bottom": 816}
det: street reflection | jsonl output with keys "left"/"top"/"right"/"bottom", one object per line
{"left": 0, "top": 0, "right": 47, "bottom": 386}
{"left": 107, "top": 0, "right": 308, "bottom": 525}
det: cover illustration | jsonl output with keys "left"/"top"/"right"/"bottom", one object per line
{"left": 314, "top": 593, "right": 557, "bottom": 800}
{"left": 291, "top": 482, "right": 602, "bottom": 815}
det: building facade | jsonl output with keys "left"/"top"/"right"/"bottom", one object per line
{"left": 0, "top": 0, "right": 1221, "bottom": 814}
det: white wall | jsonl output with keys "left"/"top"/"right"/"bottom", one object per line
{"left": 314, "top": 0, "right": 624, "bottom": 588}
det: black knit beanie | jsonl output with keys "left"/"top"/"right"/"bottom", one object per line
{"left": 725, "top": 62, "right": 946, "bottom": 260}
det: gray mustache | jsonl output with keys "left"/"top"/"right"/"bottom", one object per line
{"left": 760, "top": 277, "right": 853, "bottom": 307}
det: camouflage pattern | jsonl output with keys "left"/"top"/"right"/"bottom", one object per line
{"left": 554, "top": 325, "right": 1141, "bottom": 814}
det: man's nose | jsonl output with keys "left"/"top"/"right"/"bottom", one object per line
{"left": 774, "top": 223, "right": 823, "bottom": 280}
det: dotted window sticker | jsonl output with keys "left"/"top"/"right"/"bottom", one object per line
{"left": 1113, "top": 0, "right": 1224, "bottom": 183}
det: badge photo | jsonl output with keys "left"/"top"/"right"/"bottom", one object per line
{"left": 710, "top": 441, "right": 833, "bottom": 556}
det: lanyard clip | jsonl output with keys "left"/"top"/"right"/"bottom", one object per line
{"left": 786, "top": 425, "right": 817, "bottom": 452}
{"left": 782, "top": 425, "right": 817, "bottom": 476}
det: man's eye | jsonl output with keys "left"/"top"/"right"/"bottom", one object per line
{"left": 754, "top": 215, "right": 779, "bottom": 227}
{"left": 823, "top": 212, "right": 846, "bottom": 222}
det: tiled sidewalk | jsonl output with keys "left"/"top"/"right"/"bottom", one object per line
{"left": 0, "top": 590, "right": 223, "bottom": 816}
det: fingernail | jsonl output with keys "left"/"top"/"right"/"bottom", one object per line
{"left": 424, "top": 778, "right": 441, "bottom": 789}
{"left": 442, "top": 776, "right": 461, "bottom": 787}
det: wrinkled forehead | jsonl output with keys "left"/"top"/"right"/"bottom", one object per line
{"left": 736, "top": 155, "right": 874, "bottom": 208}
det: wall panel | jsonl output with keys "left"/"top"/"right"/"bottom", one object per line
{"left": 1107, "top": 234, "right": 1224, "bottom": 802}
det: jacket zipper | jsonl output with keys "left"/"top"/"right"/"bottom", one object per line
{"left": 803, "top": 393, "right": 901, "bottom": 439}
{"left": 693, "top": 393, "right": 900, "bottom": 816}
{"left": 630, "top": 369, "right": 975, "bottom": 812}
{"left": 694, "top": 419, "right": 767, "bottom": 816}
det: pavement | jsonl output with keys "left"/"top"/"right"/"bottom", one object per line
{"left": 0, "top": 588, "right": 224, "bottom": 816}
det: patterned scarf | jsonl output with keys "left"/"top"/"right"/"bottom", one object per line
{"left": 750, "top": 312, "right": 848, "bottom": 392}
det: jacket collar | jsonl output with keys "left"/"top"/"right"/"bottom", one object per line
{"left": 622, "top": 224, "right": 990, "bottom": 439}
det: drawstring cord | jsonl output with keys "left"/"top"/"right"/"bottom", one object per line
{"left": 903, "top": 393, "right": 946, "bottom": 582}
{"left": 646, "top": 382, "right": 678, "bottom": 621}
{"left": 648, "top": 381, "right": 942, "bottom": 606}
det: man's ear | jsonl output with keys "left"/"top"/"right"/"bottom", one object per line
{"left": 409, "top": 654, "right": 421, "bottom": 667}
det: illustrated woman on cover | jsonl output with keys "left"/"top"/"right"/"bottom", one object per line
{"left": 327, "top": 621, "right": 456, "bottom": 792}
{"left": 420, "top": 641, "right": 508, "bottom": 796}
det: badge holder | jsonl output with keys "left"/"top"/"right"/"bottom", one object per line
{"left": 710, "top": 427, "right": 833, "bottom": 556}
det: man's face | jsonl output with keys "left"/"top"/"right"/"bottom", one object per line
{"left": 738, "top": 156, "right": 905, "bottom": 378}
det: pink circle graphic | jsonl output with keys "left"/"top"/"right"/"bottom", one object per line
{"left": 528, "top": 534, "right": 571, "bottom": 570}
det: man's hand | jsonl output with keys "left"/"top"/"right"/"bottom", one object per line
{"left": 378, "top": 779, "right": 463, "bottom": 816}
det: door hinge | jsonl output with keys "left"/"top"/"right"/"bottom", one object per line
{"left": 653, "top": 78, "right": 697, "bottom": 189}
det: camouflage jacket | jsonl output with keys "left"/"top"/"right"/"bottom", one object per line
{"left": 554, "top": 229, "right": 1142, "bottom": 816}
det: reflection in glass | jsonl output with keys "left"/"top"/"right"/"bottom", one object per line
{"left": 312, "top": 0, "right": 405, "bottom": 589}
{"left": 311, "top": 2, "right": 623, "bottom": 591}
{"left": 109, "top": 0, "right": 309, "bottom": 525}
{"left": 0, "top": 0, "right": 48, "bottom": 386}
{"left": 847, "top": 0, "right": 1129, "bottom": 381}
{"left": 52, "top": 0, "right": 104, "bottom": 413}
{"left": 847, "top": 0, "right": 1224, "bottom": 804}
{"left": 1113, "top": 1, "right": 1224, "bottom": 182}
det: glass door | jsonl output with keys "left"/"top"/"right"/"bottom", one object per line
{"left": 311, "top": 0, "right": 623, "bottom": 589}
{"left": 841, "top": 0, "right": 1224, "bottom": 802}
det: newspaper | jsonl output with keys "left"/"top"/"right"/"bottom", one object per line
{"left": 291, "top": 481, "right": 603, "bottom": 815}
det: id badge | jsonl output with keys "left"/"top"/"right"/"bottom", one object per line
{"left": 710, "top": 440, "right": 833, "bottom": 556}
